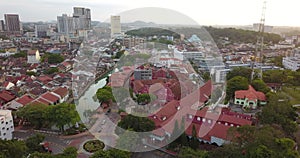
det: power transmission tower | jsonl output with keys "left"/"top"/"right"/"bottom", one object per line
{"left": 252, "top": 1, "right": 267, "bottom": 80}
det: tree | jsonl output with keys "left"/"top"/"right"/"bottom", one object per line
{"left": 96, "top": 86, "right": 115, "bottom": 104}
{"left": 251, "top": 79, "right": 270, "bottom": 94}
{"left": 178, "top": 147, "right": 208, "bottom": 158}
{"left": 25, "top": 133, "right": 45, "bottom": 153}
{"left": 226, "top": 67, "right": 252, "bottom": 81}
{"left": 116, "top": 130, "right": 140, "bottom": 151}
{"left": 42, "top": 53, "right": 64, "bottom": 64}
{"left": 60, "top": 147, "right": 78, "bottom": 158}
{"left": 12, "top": 51, "right": 27, "bottom": 58}
{"left": 47, "top": 103, "right": 80, "bottom": 132}
{"left": 258, "top": 94, "right": 298, "bottom": 136}
{"left": 44, "top": 67, "right": 59, "bottom": 75}
{"left": 137, "top": 93, "right": 151, "bottom": 105}
{"left": 225, "top": 76, "right": 249, "bottom": 102}
{"left": 26, "top": 71, "right": 36, "bottom": 76}
{"left": 116, "top": 114, "right": 155, "bottom": 134}
{"left": 189, "top": 125, "right": 199, "bottom": 150}
{"left": 0, "top": 139, "right": 28, "bottom": 158}
{"left": 263, "top": 70, "right": 288, "bottom": 84}
{"left": 115, "top": 50, "right": 125, "bottom": 59}
{"left": 90, "top": 149, "right": 131, "bottom": 158}
{"left": 202, "top": 72, "right": 211, "bottom": 82}
{"left": 17, "top": 104, "right": 49, "bottom": 129}
{"left": 210, "top": 125, "right": 299, "bottom": 158}
{"left": 171, "top": 120, "right": 180, "bottom": 140}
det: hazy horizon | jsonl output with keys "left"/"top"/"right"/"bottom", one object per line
{"left": 0, "top": 0, "right": 300, "bottom": 27}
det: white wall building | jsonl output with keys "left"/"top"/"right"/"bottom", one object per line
{"left": 174, "top": 48, "right": 204, "bottom": 61}
{"left": 73, "top": 7, "right": 91, "bottom": 30}
{"left": 27, "top": 50, "right": 40, "bottom": 64}
{"left": 0, "top": 110, "right": 14, "bottom": 140}
{"left": 57, "top": 14, "right": 76, "bottom": 35}
{"left": 35, "top": 24, "right": 49, "bottom": 38}
{"left": 111, "top": 16, "right": 121, "bottom": 38}
{"left": 283, "top": 57, "right": 300, "bottom": 71}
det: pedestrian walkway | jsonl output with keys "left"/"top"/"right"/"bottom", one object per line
{"left": 59, "top": 131, "right": 92, "bottom": 139}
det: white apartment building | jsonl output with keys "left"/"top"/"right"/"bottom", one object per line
{"left": 0, "top": 110, "right": 14, "bottom": 140}
{"left": 174, "top": 48, "right": 204, "bottom": 61}
{"left": 27, "top": 49, "right": 40, "bottom": 64}
{"left": 283, "top": 57, "right": 300, "bottom": 71}
{"left": 111, "top": 16, "right": 121, "bottom": 38}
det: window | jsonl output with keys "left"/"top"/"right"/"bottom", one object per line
{"left": 197, "top": 117, "right": 201, "bottom": 121}
{"left": 1, "top": 121, "right": 3, "bottom": 124}
{"left": 230, "top": 124, "right": 234, "bottom": 127}
{"left": 208, "top": 120, "right": 212, "bottom": 124}
{"left": 225, "top": 122, "right": 228, "bottom": 126}
{"left": 6, "top": 128, "right": 9, "bottom": 130}
{"left": 188, "top": 115, "right": 193, "bottom": 119}
{"left": 6, "top": 122, "right": 8, "bottom": 125}
{"left": 202, "top": 118, "right": 206, "bottom": 122}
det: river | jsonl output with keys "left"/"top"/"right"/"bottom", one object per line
{"left": 75, "top": 77, "right": 107, "bottom": 123}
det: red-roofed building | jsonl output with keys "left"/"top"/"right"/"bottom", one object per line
{"left": 110, "top": 72, "right": 129, "bottom": 87}
{"left": 37, "top": 75, "right": 53, "bottom": 85}
{"left": 38, "top": 92, "right": 60, "bottom": 105}
{"left": 8, "top": 95, "right": 34, "bottom": 110}
{"left": 0, "top": 90, "right": 16, "bottom": 107}
{"left": 52, "top": 87, "right": 69, "bottom": 103}
{"left": 2, "top": 81, "right": 15, "bottom": 90}
{"left": 147, "top": 81, "right": 253, "bottom": 147}
{"left": 234, "top": 85, "right": 267, "bottom": 109}
{"left": 58, "top": 61, "right": 72, "bottom": 72}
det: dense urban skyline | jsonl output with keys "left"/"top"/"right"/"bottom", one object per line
{"left": 0, "top": 0, "right": 299, "bottom": 26}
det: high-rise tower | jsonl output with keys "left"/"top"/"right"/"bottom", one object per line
{"left": 110, "top": 15, "right": 121, "bottom": 38}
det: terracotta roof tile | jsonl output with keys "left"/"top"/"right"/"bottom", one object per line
{"left": 16, "top": 95, "right": 34, "bottom": 106}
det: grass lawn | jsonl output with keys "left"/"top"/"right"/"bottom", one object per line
{"left": 280, "top": 86, "right": 300, "bottom": 105}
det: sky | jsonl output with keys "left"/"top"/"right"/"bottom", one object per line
{"left": 0, "top": 0, "right": 299, "bottom": 26}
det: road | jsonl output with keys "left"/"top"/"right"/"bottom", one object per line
{"left": 13, "top": 130, "right": 72, "bottom": 154}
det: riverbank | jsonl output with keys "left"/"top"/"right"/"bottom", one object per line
{"left": 68, "top": 67, "right": 114, "bottom": 104}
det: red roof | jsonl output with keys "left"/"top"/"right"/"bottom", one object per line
{"left": 40, "top": 92, "right": 59, "bottom": 103}
{"left": 28, "top": 50, "right": 38, "bottom": 55}
{"left": 110, "top": 72, "right": 127, "bottom": 87}
{"left": 132, "top": 80, "right": 144, "bottom": 93}
{"left": 219, "top": 114, "right": 252, "bottom": 126}
{"left": 235, "top": 85, "right": 266, "bottom": 101}
{"left": 199, "top": 80, "right": 212, "bottom": 103}
{"left": 61, "top": 61, "right": 71, "bottom": 67}
{"left": 205, "top": 123, "right": 231, "bottom": 140}
{"left": 153, "top": 100, "right": 180, "bottom": 122}
{"left": 52, "top": 87, "right": 68, "bottom": 98}
{"left": 16, "top": 95, "right": 34, "bottom": 106}
{"left": 38, "top": 76, "right": 52, "bottom": 84}
{"left": 36, "top": 98, "right": 51, "bottom": 105}
{"left": 152, "top": 128, "right": 166, "bottom": 137}
{"left": 0, "top": 90, "right": 15, "bottom": 102}
{"left": 2, "top": 82, "right": 10, "bottom": 88}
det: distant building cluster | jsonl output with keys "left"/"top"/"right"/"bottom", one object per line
{"left": 110, "top": 15, "right": 121, "bottom": 38}
{"left": 0, "top": 14, "right": 22, "bottom": 35}
{"left": 283, "top": 48, "right": 300, "bottom": 71}
{"left": 57, "top": 7, "right": 91, "bottom": 36}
